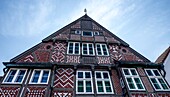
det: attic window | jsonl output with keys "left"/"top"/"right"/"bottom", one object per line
{"left": 82, "top": 31, "right": 93, "bottom": 37}
{"left": 94, "top": 31, "right": 99, "bottom": 35}
{"left": 75, "top": 30, "right": 81, "bottom": 34}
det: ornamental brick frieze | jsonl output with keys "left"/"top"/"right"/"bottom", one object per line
{"left": 52, "top": 90, "right": 73, "bottom": 97}
{"left": 97, "top": 56, "right": 111, "bottom": 64}
{"left": 71, "top": 21, "right": 81, "bottom": 28}
{"left": 66, "top": 55, "right": 80, "bottom": 63}
{"left": 131, "top": 93, "right": 148, "bottom": 97}
{"left": 25, "top": 87, "right": 47, "bottom": 97}
{"left": 54, "top": 68, "right": 74, "bottom": 88}
{"left": 0, "top": 87, "right": 20, "bottom": 97}
{"left": 51, "top": 51, "right": 65, "bottom": 63}
{"left": 53, "top": 42, "right": 66, "bottom": 52}
{"left": 109, "top": 45, "right": 123, "bottom": 61}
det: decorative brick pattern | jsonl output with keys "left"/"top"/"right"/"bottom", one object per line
{"left": 54, "top": 68, "right": 74, "bottom": 88}
{"left": 111, "top": 70, "right": 122, "bottom": 95}
{"left": 149, "top": 93, "right": 156, "bottom": 97}
{"left": 109, "top": 45, "right": 122, "bottom": 61}
{"left": 137, "top": 68, "right": 146, "bottom": 76}
{"left": 25, "top": 87, "right": 47, "bottom": 97}
{"left": 34, "top": 50, "right": 50, "bottom": 62}
{"left": 51, "top": 51, "right": 65, "bottom": 63}
{"left": 0, "top": 87, "right": 20, "bottom": 97}
{"left": 92, "top": 22, "right": 102, "bottom": 30}
{"left": 66, "top": 55, "right": 80, "bottom": 63}
{"left": 18, "top": 54, "right": 35, "bottom": 62}
{"left": 131, "top": 93, "right": 148, "bottom": 97}
{"left": 53, "top": 90, "right": 73, "bottom": 97}
{"left": 71, "top": 21, "right": 81, "bottom": 28}
{"left": 157, "top": 93, "right": 170, "bottom": 97}
{"left": 141, "top": 77, "right": 154, "bottom": 92}
{"left": 54, "top": 42, "right": 66, "bottom": 52}
{"left": 97, "top": 56, "right": 111, "bottom": 64}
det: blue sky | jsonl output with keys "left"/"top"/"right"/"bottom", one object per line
{"left": 0, "top": 0, "right": 170, "bottom": 75}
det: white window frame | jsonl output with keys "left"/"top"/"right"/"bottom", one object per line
{"left": 95, "top": 71, "right": 114, "bottom": 94}
{"left": 82, "top": 43, "right": 95, "bottom": 55}
{"left": 122, "top": 68, "right": 145, "bottom": 91}
{"left": 94, "top": 31, "right": 99, "bottom": 35}
{"left": 145, "top": 69, "right": 170, "bottom": 91}
{"left": 82, "top": 31, "right": 93, "bottom": 37}
{"left": 76, "top": 71, "right": 93, "bottom": 94}
{"left": 96, "top": 43, "right": 109, "bottom": 56}
{"left": 67, "top": 42, "right": 80, "bottom": 55}
{"left": 29, "top": 69, "right": 51, "bottom": 84}
{"left": 3, "top": 68, "right": 27, "bottom": 84}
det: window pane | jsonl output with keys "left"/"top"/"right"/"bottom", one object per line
{"left": 86, "top": 81, "right": 92, "bottom": 92}
{"left": 75, "top": 43, "right": 79, "bottom": 54}
{"left": 83, "top": 31, "right": 92, "bottom": 36}
{"left": 5, "top": 70, "right": 17, "bottom": 82}
{"left": 97, "top": 81, "right": 104, "bottom": 92}
{"left": 78, "top": 72, "right": 83, "bottom": 78}
{"left": 127, "top": 78, "right": 135, "bottom": 89}
{"left": 153, "top": 70, "right": 160, "bottom": 76}
{"left": 89, "top": 44, "right": 93, "bottom": 55}
{"left": 131, "top": 69, "right": 137, "bottom": 75}
{"left": 105, "top": 81, "right": 112, "bottom": 93}
{"left": 151, "top": 78, "right": 161, "bottom": 89}
{"left": 123, "top": 69, "right": 130, "bottom": 75}
{"left": 97, "top": 44, "right": 102, "bottom": 55}
{"left": 68, "top": 43, "right": 73, "bottom": 54}
{"left": 102, "top": 45, "right": 108, "bottom": 55}
{"left": 103, "top": 72, "right": 109, "bottom": 79}
{"left": 134, "top": 78, "right": 144, "bottom": 89}
{"left": 96, "top": 72, "right": 101, "bottom": 78}
{"left": 83, "top": 44, "right": 87, "bottom": 54}
{"left": 78, "top": 81, "right": 84, "bottom": 92}
{"left": 32, "top": 71, "right": 40, "bottom": 83}
{"left": 15, "top": 70, "right": 26, "bottom": 82}
{"left": 158, "top": 78, "right": 169, "bottom": 89}
{"left": 41, "top": 71, "right": 49, "bottom": 83}
{"left": 85, "top": 72, "right": 91, "bottom": 78}
{"left": 146, "top": 70, "right": 153, "bottom": 76}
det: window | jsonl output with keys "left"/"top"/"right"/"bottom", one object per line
{"left": 75, "top": 30, "right": 81, "bottom": 34}
{"left": 82, "top": 43, "right": 94, "bottom": 55}
{"left": 122, "top": 68, "right": 145, "bottom": 90}
{"left": 67, "top": 42, "right": 80, "bottom": 55}
{"left": 145, "top": 69, "right": 169, "bottom": 91}
{"left": 30, "top": 69, "right": 50, "bottom": 84}
{"left": 76, "top": 71, "right": 93, "bottom": 94}
{"left": 94, "top": 31, "right": 99, "bottom": 35}
{"left": 96, "top": 44, "right": 109, "bottom": 56}
{"left": 95, "top": 71, "right": 113, "bottom": 94}
{"left": 3, "top": 69, "right": 27, "bottom": 83}
{"left": 82, "top": 31, "right": 93, "bottom": 37}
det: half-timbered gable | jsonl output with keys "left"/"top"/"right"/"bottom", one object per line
{"left": 1, "top": 14, "right": 170, "bottom": 97}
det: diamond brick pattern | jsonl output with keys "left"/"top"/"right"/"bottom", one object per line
{"left": 34, "top": 50, "right": 50, "bottom": 62}
{"left": 25, "top": 87, "right": 47, "bottom": 97}
{"left": 54, "top": 68, "right": 74, "bottom": 88}
{"left": 18, "top": 54, "right": 34, "bottom": 62}
{"left": 109, "top": 45, "right": 122, "bottom": 61}
{"left": 54, "top": 42, "right": 66, "bottom": 52}
{"left": 0, "top": 87, "right": 20, "bottom": 97}
{"left": 71, "top": 21, "right": 81, "bottom": 28}
{"left": 51, "top": 51, "right": 65, "bottom": 63}
{"left": 97, "top": 56, "right": 111, "bottom": 64}
{"left": 66, "top": 55, "right": 80, "bottom": 63}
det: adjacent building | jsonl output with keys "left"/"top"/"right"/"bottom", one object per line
{"left": 0, "top": 14, "right": 170, "bottom": 97}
